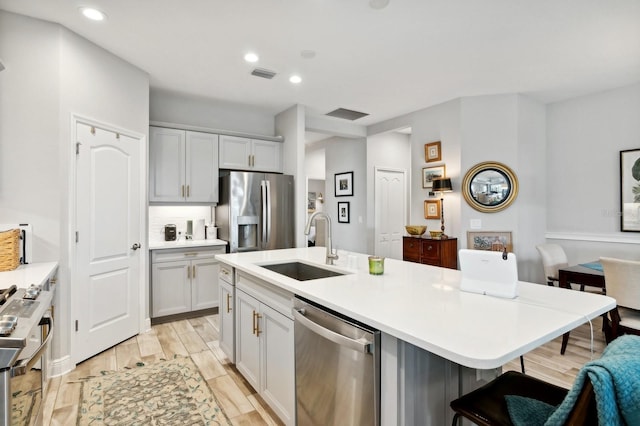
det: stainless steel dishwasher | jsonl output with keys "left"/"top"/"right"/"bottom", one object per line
{"left": 293, "top": 296, "right": 381, "bottom": 425}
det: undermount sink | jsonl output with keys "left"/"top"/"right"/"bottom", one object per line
{"left": 259, "top": 261, "right": 346, "bottom": 281}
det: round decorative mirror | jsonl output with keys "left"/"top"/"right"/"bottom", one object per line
{"left": 462, "top": 161, "right": 519, "bottom": 213}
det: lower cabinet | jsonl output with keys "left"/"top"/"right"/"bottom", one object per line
{"left": 151, "top": 246, "right": 225, "bottom": 318}
{"left": 235, "top": 272, "right": 295, "bottom": 425}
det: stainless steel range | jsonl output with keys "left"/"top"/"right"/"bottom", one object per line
{"left": 0, "top": 284, "right": 53, "bottom": 425}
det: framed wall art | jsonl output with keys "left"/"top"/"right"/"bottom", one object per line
{"left": 337, "top": 201, "right": 350, "bottom": 223}
{"left": 620, "top": 148, "right": 640, "bottom": 232}
{"left": 467, "top": 231, "right": 513, "bottom": 253}
{"left": 424, "top": 199, "right": 441, "bottom": 219}
{"left": 307, "top": 192, "right": 316, "bottom": 212}
{"left": 425, "top": 141, "right": 442, "bottom": 163}
{"left": 334, "top": 171, "right": 354, "bottom": 197}
{"left": 422, "top": 165, "right": 446, "bottom": 189}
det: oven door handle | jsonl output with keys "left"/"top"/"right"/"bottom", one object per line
{"left": 12, "top": 315, "right": 53, "bottom": 377}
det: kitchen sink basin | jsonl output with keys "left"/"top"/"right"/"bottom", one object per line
{"left": 260, "top": 262, "right": 346, "bottom": 281}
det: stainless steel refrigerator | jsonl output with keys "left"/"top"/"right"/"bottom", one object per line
{"left": 216, "top": 171, "right": 295, "bottom": 252}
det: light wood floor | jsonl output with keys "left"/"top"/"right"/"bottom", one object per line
{"left": 41, "top": 314, "right": 606, "bottom": 425}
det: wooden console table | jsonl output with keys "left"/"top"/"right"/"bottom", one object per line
{"left": 403, "top": 236, "right": 457, "bottom": 269}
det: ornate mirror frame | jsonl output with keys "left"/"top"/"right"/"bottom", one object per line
{"left": 462, "top": 161, "right": 519, "bottom": 213}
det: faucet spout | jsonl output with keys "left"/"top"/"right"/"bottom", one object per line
{"left": 305, "top": 211, "right": 339, "bottom": 265}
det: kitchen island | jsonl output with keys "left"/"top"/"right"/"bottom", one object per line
{"left": 216, "top": 247, "right": 615, "bottom": 425}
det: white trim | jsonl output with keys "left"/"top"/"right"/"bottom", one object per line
{"left": 49, "top": 355, "right": 74, "bottom": 378}
{"left": 150, "top": 120, "right": 283, "bottom": 142}
{"left": 545, "top": 232, "right": 640, "bottom": 245}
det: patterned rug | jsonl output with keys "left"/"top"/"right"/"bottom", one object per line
{"left": 76, "top": 356, "right": 231, "bottom": 425}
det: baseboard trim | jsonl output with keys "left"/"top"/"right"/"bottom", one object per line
{"left": 546, "top": 232, "right": 640, "bottom": 245}
{"left": 50, "top": 355, "right": 74, "bottom": 378}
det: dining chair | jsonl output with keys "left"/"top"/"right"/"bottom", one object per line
{"left": 599, "top": 257, "right": 640, "bottom": 343}
{"left": 535, "top": 244, "right": 569, "bottom": 287}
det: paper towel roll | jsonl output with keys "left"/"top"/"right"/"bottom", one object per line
{"left": 193, "top": 219, "right": 206, "bottom": 240}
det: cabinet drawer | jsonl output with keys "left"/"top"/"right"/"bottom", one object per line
{"left": 219, "top": 264, "right": 233, "bottom": 284}
{"left": 421, "top": 241, "right": 441, "bottom": 261}
{"left": 152, "top": 246, "right": 225, "bottom": 263}
{"left": 403, "top": 238, "right": 422, "bottom": 262}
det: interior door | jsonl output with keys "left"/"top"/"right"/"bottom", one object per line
{"left": 75, "top": 121, "right": 141, "bottom": 363}
{"left": 374, "top": 168, "right": 407, "bottom": 259}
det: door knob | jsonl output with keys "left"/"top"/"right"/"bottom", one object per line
{"left": 131, "top": 243, "right": 141, "bottom": 250}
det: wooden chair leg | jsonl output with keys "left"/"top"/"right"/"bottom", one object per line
{"left": 561, "top": 332, "right": 570, "bottom": 355}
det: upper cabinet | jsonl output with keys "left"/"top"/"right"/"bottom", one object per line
{"left": 149, "top": 126, "right": 219, "bottom": 203}
{"left": 219, "top": 135, "right": 282, "bottom": 173}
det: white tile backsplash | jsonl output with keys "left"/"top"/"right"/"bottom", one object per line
{"left": 149, "top": 206, "right": 214, "bottom": 242}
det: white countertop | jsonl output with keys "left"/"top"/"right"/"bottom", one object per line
{"left": 216, "top": 247, "right": 616, "bottom": 369}
{"left": 0, "top": 262, "right": 59, "bottom": 289}
{"left": 148, "top": 239, "right": 228, "bottom": 250}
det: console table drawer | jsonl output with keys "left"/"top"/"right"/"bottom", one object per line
{"left": 403, "top": 238, "right": 422, "bottom": 262}
{"left": 421, "top": 241, "right": 441, "bottom": 261}
{"left": 402, "top": 237, "right": 457, "bottom": 270}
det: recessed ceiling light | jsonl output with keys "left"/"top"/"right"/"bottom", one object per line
{"left": 80, "top": 7, "right": 106, "bottom": 21}
{"left": 289, "top": 75, "right": 302, "bottom": 84}
{"left": 244, "top": 52, "right": 259, "bottom": 63}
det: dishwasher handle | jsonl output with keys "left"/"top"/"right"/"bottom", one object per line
{"left": 293, "top": 308, "right": 372, "bottom": 353}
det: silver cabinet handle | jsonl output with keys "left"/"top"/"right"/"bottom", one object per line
{"left": 293, "top": 308, "right": 372, "bottom": 353}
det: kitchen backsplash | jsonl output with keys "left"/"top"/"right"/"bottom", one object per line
{"left": 149, "top": 206, "right": 214, "bottom": 242}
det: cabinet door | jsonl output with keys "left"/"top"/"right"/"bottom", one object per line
{"left": 149, "top": 127, "right": 185, "bottom": 202}
{"left": 261, "top": 303, "right": 295, "bottom": 425}
{"left": 219, "top": 280, "right": 235, "bottom": 363}
{"left": 186, "top": 131, "right": 219, "bottom": 202}
{"left": 151, "top": 260, "right": 191, "bottom": 317}
{"left": 236, "top": 289, "right": 261, "bottom": 390}
{"left": 191, "top": 257, "right": 220, "bottom": 311}
{"left": 252, "top": 139, "right": 282, "bottom": 173}
{"left": 219, "top": 135, "right": 251, "bottom": 170}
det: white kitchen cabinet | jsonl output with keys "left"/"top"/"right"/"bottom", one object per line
{"left": 149, "top": 126, "right": 219, "bottom": 202}
{"left": 219, "top": 135, "right": 282, "bottom": 173}
{"left": 234, "top": 271, "right": 295, "bottom": 425}
{"left": 218, "top": 264, "right": 235, "bottom": 363}
{"left": 151, "top": 247, "right": 225, "bottom": 318}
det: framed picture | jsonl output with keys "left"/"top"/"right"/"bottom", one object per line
{"left": 335, "top": 171, "right": 354, "bottom": 197}
{"left": 424, "top": 199, "right": 441, "bottom": 219}
{"left": 307, "top": 192, "right": 316, "bottom": 212}
{"left": 425, "top": 141, "right": 442, "bottom": 163}
{"left": 422, "top": 165, "right": 446, "bottom": 189}
{"left": 337, "top": 201, "right": 350, "bottom": 223}
{"left": 620, "top": 148, "right": 640, "bottom": 232}
{"left": 467, "top": 231, "right": 513, "bottom": 253}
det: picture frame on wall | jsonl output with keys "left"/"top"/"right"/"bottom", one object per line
{"left": 467, "top": 231, "right": 513, "bottom": 252}
{"left": 424, "top": 199, "right": 441, "bottom": 219}
{"left": 334, "top": 171, "right": 354, "bottom": 197}
{"left": 620, "top": 148, "right": 640, "bottom": 232}
{"left": 422, "top": 165, "right": 446, "bottom": 189}
{"left": 425, "top": 141, "right": 442, "bottom": 163}
{"left": 337, "top": 201, "right": 350, "bottom": 223}
{"left": 307, "top": 192, "right": 316, "bottom": 212}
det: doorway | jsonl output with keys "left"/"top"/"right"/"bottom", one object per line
{"left": 374, "top": 168, "right": 407, "bottom": 259}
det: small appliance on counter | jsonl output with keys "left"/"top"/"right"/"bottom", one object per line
{"left": 164, "top": 224, "right": 176, "bottom": 241}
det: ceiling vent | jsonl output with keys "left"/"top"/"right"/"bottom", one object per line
{"left": 251, "top": 68, "right": 277, "bottom": 79}
{"left": 326, "top": 108, "right": 369, "bottom": 121}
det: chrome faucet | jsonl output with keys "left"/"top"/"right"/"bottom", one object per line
{"left": 305, "top": 211, "right": 339, "bottom": 265}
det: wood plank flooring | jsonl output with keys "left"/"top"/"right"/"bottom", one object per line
{"left": 42, "top": 314, "right": 606, "bottom": 425}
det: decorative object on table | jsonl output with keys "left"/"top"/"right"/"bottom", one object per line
{"left": 462, "top": 161, "right": 519, "bottom": 213}
{"left": 424, "top": 199, "right": 441, "bottom": 220}
{"left": 431, "top": 177, "right": 452, "bottom": 239}
{"left": 75, "top": 356, "right": 231, "bottom": 425}
{"left": 368, "top": 256, "right": 385, "bottom": 275}
{"left": 620, "top": 148, "right": 640, "bottom": 232}
{"left": 307, "top": 192, "right": 317, "bottom": 212}
{"left": 467, "top": 231, "right": 513, "bottom": 252}
{"left": 334, "top": 171, "right": 354, "bottom": 197}
{"left": 424, "top": 141, "right": 441, "bottom": 163}
{"left": 422, "top": 165, "right": 446, "bottom": 189}
{"left": 0, "top": 228, "right": 20, "bottom": 271}
{"left": 337, "top": 201, "right": 350, "bottom": 223}
{"left": 429, "top": 230, "right": 443, "bottom": 239}
{"left": 405, "top": 225, "right": 426, "bottom": 236}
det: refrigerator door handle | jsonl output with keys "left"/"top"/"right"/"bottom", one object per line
{"left": 261, "top": 181, "right": 267, "bottom": 245}
{"left": 265, "top": 180, "right": 272, "bottom": 244}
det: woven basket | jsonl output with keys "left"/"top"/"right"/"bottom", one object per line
{"left": 0, "top": 229, "right": 20, "bottom": 272}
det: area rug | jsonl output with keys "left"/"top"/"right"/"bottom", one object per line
{"left": 76, "top": 356, "right": 231, "bottom": 425}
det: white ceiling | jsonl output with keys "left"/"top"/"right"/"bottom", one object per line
{"left": 1, "top": 0, "right": 639, "bottom": 127}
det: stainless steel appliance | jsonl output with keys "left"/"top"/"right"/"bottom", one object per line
{"left": 216, "top": 172, "right": 294, "bottom": 252}
{"left": 0, "top": 284, "right": 53, "bottom": 425}
{"left": 293, "top": 296, "right": 381, "bottom": 425}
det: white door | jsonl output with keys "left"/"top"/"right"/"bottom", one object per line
{"left": 75, "top": 121, "right": 142, "bottom": 363}
{"left": 374, "top": 168, "right": 407, "bottom": 259}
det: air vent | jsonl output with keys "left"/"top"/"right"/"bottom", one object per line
{"left": 326, "top": 108, "right": 369, "bottom": 121}
{"left": 251, "top": 68, "right": 277, "bottom": 79}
